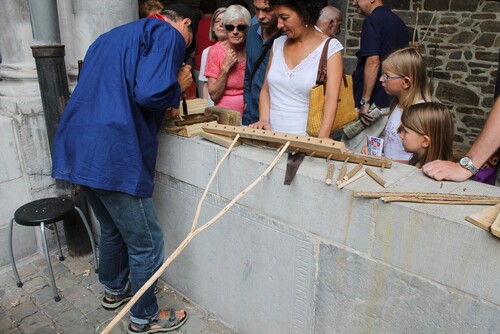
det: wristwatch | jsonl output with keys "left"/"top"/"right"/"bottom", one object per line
{"left": 459, "top": 156, "right": 478, "bottom": 175}
{"left": 359, "top": 98, "right": 370, "bottom": 106}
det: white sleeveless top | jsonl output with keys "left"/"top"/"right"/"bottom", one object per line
{"left": 267, "top": 36, "right": 343, "bottom": 135}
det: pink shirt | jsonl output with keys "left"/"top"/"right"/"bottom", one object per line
{"left": 204, "top": 42, "right": 246, "bottom": 114}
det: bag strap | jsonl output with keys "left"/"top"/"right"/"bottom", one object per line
{"left": 316, "top": 38, "right": 332, "bottom": 85}
{"left": 250, "top": 30, "right": 283, "bottom": 80}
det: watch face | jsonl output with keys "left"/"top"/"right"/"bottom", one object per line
{"left": 460, "top": 156, "right": 471, "bottom": 166}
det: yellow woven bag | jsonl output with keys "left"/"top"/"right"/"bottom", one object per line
{"left": 332, "top": 74, "right": 357, "bottom": 131}
{"left": 306, "top": 39, "right": 331, "bottom": 137}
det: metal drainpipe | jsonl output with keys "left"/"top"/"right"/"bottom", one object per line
{"left": 28, "top": 0, "right": 69, "bottom": 153}
{"left": 28, "top": 0, "right": 92, "bottom": 258}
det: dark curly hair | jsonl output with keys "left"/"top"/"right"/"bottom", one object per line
{"left": 269, "top": 0, "right": 324, "bottom": 26}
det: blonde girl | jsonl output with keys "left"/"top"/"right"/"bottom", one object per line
{"left": 362, "top": 46, "right": 431, "bottom": 162}
{"left": 399, "top": 102, "right": 454, "bottom": 168}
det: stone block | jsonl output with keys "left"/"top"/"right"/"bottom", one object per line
{"left": 0, "top": 224, "right": 37, "bottom": 269}
{"left": 451, "top": 0, "right": 480, "bottom": 11}
{"left": 436, "top": 82, "right": 480, "bottom": 105}
{"left": 156, "top": 181, "right": 316, "bottom": 334}
{"left": 315, "top": 242, "right": 500, "bottom": 334}
{"left": 0, "top": 116, "right": 22, "bottom": 182}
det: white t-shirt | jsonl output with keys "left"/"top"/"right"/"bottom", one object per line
{"left": 382, "top": 105, "right": 412, "bottom": 161}
{"left": 267, "top": 36, "right": 343, "bottom": 135}
{"left": 199, "top": 46, "right": 214, "bottom": 107}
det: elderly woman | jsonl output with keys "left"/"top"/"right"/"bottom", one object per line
{"left": 205, "top": 5, "right": 251, "bottom": 114}
{"left": 198, "top": 7, "right": 227, "bottom": 106}
{"left": 249, "top": 0, "right": 343, "bottom": 138}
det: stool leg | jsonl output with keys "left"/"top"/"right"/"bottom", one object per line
{"left": 53, "top": 223, "right": 65, "bottom": 261}
{"left": 74, "top": 206, "right": 99, "bottom": 273}
{"left": 8, "top": 218, "right": 23, "bottom": 287}
{"left": 40, "top": 223, "right": 61, "bottom": 302}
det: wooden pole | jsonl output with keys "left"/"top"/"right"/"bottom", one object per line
{"left": 101, "top": 140, "right": 290, "bottom": 334}
{"left": 365, "top": 167, "right": 388, "bottom": 188}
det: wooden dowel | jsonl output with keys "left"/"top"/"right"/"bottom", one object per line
{"left": 365, "top": 167, "right": 388, "bottom": 188}
{"left": 336, "top": 158, "right": 349, "bottom": 185}
{"left": 326, "top": 163, "right": 335, "bottom": 185}
{"left": 344, "top": 163, "right": 363, "bottom": 181}
{"left": 326, "top": 153, "right": 333, "bottom": 162}
{"left": 381, "top": 163, "right": 385, "bottom": 172}
{"left": 337, "top": 171, "right": 366, "bottom": 189}
{"left": 101, "top": 141, "right": 290, "bottom": 334}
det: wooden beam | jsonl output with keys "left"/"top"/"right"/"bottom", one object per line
{"left": 202, "top": 123, "right": 392, "bottom": 168}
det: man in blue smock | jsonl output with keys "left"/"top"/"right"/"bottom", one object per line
{"left": 52, "top": 4, "right": 198, "bottom": 334}
{"left": 243, "top": 0, "right": 281, "bottom": 125}
{"left": 351, "top": 0, "right": 409, "bottom": 125}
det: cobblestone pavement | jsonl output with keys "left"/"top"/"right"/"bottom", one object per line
{"left": 0, "top": 248, "right": 238, "bottom": 334}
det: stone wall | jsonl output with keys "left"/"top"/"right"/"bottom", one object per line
{"left": 345, "top": 0, "right": 500, "bottom": 152}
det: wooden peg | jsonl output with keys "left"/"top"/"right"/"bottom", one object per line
{"left": 325, "top": 163, "right": 335, "bottom": 185}
{"left": 336, "top": 158, "right": 350, "bottom": 185}
{"left": 310, "top": 151, "right": 317, "bottom": 158}
{"left": 365, "top": 167, "right": 388, "bottom": 188}
{"left": 292, "top": 147, "right": 300, "bottom": 155}
{"left": 326, "top": 153, "right": 333, "bottom": 162}
{"left": 344, "top": 163, "right": 363, "bottom": 181}
{"left": 381, "top": 163, "right": 385, "bottom": 172}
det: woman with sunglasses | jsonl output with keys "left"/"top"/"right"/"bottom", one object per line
{"left": 249, "top": 0, "right": 343, "bottom": 138}
{"left": 205, "top": 5, "right": 251, "bottom": 115}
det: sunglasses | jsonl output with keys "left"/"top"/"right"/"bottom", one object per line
{"left": 225, "top": 24, "right": 248, "bottom": 32}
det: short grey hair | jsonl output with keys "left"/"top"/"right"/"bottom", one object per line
{"left": 222, "top": 5, "right": 251, "bottom": 26}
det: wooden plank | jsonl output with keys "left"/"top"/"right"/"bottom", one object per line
{"left": 166, "top": 121, "right": 217, "bottom": 138}
{"left": 202, "top": 123, "right": 392, "bottom": 168}
{"left": 490, "top": 211, "right": 500, "bottom": 238}
{"left": 199, "top": 131, "right": 241, "bottom": 148}
{"left": 465, "top": 204, "right": 500, "bottom": 231}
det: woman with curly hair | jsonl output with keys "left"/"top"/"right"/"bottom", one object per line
{"left": 249, "top": 0, "right": 343, "bottom": 138}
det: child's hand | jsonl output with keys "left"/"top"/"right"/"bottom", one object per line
{"left": 361, "top": 145, "right": 369, "bottom": 155}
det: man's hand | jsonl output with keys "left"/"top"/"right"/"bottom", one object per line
{"left": 358, "top": 104, "right": 374, "bottom": 126}
{"left": 422, "top": 160, "right": 472, "bottom": 182}
{"left": 178, "top": 64, "right": 193, "bottom": 93}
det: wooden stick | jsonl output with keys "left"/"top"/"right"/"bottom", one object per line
{"left": 412, "top": 7, "right": 419, "bottom": 44}
{"left": 336, "top": 158, "right": 349, "bottom": 185}
{"left": 365, "top": 167, "right": 388, "bottom": 188}
{"left": 381, "top": 163, "right": 385, "bottom": 173}
{"left": 421, "top": 10, "right": 436, "bottom": 43}
{"left": 354, "top": 192, "right": 500, "bottom": 202}
{"left": 337, "top": 171, "right": 366, "bottom": 189}
{"left": 325, "top": 163, "right": 335, "bottom": 185}
{"left": 381, "top": 197, "right": 499, "bottom": 205}
{"left": 101, "top": 141, "right": 290, "bottom": 334}
{"left": 344, "top": 163, "right": 363, "bottom": 181}
{"left": 191, "top": 134, "right": 240, "bottom": 232}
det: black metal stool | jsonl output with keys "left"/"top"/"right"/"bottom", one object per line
{"left": 8, "top": 197, "right": 98, "bottom": 301}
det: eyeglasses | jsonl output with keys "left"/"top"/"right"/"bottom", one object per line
{"left": 225, "top": 24, "right": 248, "bottom": 32}
{"left": 381, "top": 72, "right": 404, "bottom": 81}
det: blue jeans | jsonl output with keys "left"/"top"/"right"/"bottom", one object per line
{"left": 81, "top": 186, "right": 164, "bottom": 325}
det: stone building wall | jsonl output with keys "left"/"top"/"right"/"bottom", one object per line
{"left": 345, "top": 0, "right": 500, "bottom": 152}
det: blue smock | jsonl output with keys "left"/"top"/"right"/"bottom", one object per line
{"left": 52, "top": 18, "right": 186, "bottom": 197}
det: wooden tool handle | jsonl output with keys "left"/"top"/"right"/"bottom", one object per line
{"left": 326, "top": 163, "right": 335, "bottom": 185}
{"left": 365, "top": 167, "right": 388, "bottom": 187}
{"left": 344, "top": 163, "right": 363, "bottom": 181}
{"left": 337, "top": 171, "right": 366, "bottom": 189}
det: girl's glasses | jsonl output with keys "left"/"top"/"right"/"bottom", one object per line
{"left": 225, "top": 24, "right": 248, "bottom": 32}
{"left": 382, "top": 72, "right": 404, "bottom": 81}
